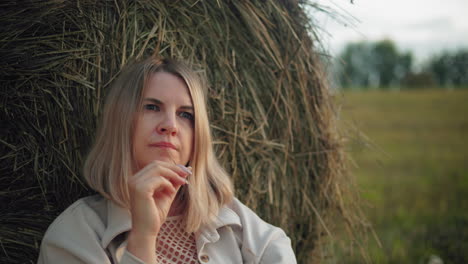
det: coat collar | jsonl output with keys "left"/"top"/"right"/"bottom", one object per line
{"left": 101, "top": 199, "right": 132, "bottom": 249}
{"left": 100, "top": 199, "right": 242, "bottom": 249}
{"left": 195, "top": 206, "right": 242, "bottom": 254}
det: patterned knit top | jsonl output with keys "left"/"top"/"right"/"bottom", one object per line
{"left": 156, "top": 216, "right": 199, "bottom": 264}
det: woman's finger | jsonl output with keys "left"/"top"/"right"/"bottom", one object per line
{"left": 150, "top": 165, "right": 188, "bottom": 186}
{"left": 150, "top": 176, "right": 177, "bottom": 199}
{"left": 130, "top": 174, "right": 173, "bottom": 198}
{"left": 130, "top": 161, "right": 188, "bottom": 186}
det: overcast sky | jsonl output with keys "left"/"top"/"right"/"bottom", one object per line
{"left": 311, "top": 0, "right": 468, "bottom": 65}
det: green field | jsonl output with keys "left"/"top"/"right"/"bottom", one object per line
{"left": 336, "top": 89, "right": 468, "bottom": 263}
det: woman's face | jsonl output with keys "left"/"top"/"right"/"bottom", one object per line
{"left": 132, "top": 72, "right": 194, "bottom": 171}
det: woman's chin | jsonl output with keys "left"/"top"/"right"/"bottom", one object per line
{"left": 135, "top": 152, "right": 184, "bottom": 170}
{"left": 147, "top": 155, "right": 178, "bottom": 165}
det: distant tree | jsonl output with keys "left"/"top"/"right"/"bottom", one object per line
{"left": 426, "top": 49, "right": 468, "bottom": 87}
{"left": 373, "top": 40, "right": 399, "bottom": 87}
{"left": 338, "top": 42, "right": 375, "bottom": 88}
{"left": 337, "top": 39, "right": 413, "bottom": 89}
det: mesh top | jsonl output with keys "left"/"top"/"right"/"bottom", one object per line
{"left": 156, "top": 216, "right": 199, "bottom": 264}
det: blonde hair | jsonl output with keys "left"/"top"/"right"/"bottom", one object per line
{"left": 83, "top": 57, "right": 234, "bottom": 232}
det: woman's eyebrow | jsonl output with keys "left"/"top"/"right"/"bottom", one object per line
{"left": 144, "top": 98, "right": 193, "bottom": 111}
{"left": 180, "top": 105, "right": 194, "bottom": 111}
{"left": 144, "top": 98, "right": 163, "bottom": 105}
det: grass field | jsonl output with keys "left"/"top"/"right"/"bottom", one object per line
{"left": 335, "top": 89, "right": 468, "bottom": 263}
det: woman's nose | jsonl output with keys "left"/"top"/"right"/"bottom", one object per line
{"left": 157, "top": 113, "right": 178, "bottom": 136}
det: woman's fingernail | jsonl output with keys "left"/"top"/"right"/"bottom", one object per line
{"left": 176, "top": 164, "right": 192, "bottom": 175}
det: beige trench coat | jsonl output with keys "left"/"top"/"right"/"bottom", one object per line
{"left": 38, "top": 195, "right": 297, "bottom": 264}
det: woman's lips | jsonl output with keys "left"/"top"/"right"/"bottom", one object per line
{"left": 149, "top": 142, "right": 177, "bottom": 150}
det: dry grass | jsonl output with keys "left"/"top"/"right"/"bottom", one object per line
{"left": 0, "top": 1, "right": 366, "bottom": 262}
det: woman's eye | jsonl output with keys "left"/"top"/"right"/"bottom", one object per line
{"left": 144, "top": 104, "right": 159, "bottom": 111}
{"left": 179, "top": 111, "right": 194, "bottom": 121}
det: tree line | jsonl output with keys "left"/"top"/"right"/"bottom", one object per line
{"left": 334, "top": 39, "right": 468, "bottom": 89}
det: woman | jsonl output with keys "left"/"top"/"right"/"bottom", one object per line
{"left": 38, "top": 57, "right": 297, "bottom": 264}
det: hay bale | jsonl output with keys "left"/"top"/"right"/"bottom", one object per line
{"left": 0, "top": 1, "right": 363, "bottom": 262}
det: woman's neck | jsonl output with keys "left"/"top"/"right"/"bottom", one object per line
{"left": 168, "top": 192, "right": 185, "bottom": 217}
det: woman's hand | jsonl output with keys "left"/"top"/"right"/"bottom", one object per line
{"left": 126, "top": 161, "right": 190, "bottom": 263}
